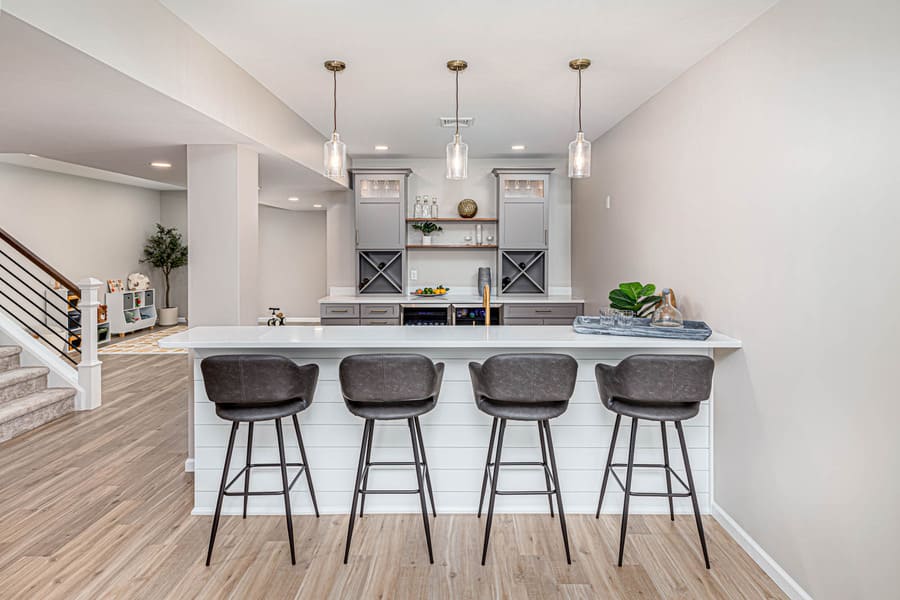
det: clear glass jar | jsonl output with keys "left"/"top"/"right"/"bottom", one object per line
{"left": 651, "top": 288, "right": 684, "bottom": 328}
{"left": 414, "top": 196, "right": 423, "bottom": 218}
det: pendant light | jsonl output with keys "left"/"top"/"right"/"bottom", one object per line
{"left": 568, "top": 58, "right": 591, "bottom": 179}
{"left": 446, "top": 59, "right": 468, "bottom": 180}
{"left": 323, "top": 60, "right": 347, "bottom": 178}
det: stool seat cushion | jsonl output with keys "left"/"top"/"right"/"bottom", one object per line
{"left": 604, "top": 397, "right": 699, "bottom": 421}
{"left": 345, "top": 398, "right": 437, "bottom": 420}
{"left": 215, "top": 397, "right": 310, "bottom": 422}
{"left": 475, "top": 396, "right": 569, "bottom": 421}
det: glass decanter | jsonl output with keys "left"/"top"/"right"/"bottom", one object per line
{"left": 651, "top": 288, "right": 684, "bottom": 328}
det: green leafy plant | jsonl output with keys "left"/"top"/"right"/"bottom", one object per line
{"left": 140, "top": 224, "right": 188, "bottom": 309}
{"left": 411, "top": 221, "right": 443, "bottom": 236}
{"left": 609, "top": 282, "right": 661, "bottom": 318}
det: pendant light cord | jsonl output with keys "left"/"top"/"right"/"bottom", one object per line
{"left": 332, "top": 69, "right": 338, "bottom": 135}
{"left": 455, "top": 69, "right": 460, "bottom": 137}
{"left": 577, "top": 67, "right": 583, "bottom": 133}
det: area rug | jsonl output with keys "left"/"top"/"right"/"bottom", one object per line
{"left": 98, "top": 325, "right": 188, "bottom": 355}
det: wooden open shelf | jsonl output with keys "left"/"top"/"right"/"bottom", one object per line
{"left": 406, "top": 244, "right": 498, "bottom": 249}
{"left": 406, "top": 217, "right": 497, "bottom": 223}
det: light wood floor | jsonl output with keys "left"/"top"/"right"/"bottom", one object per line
{"left": 0, "top": 354, "right": 786, "bottom": 599}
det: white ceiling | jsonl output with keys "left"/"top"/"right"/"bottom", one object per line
{"left": 161, "top": 0, "right": 777, "bottom": 158}
{"left": 0, "top": 13, "right": 344, "bottom": 207}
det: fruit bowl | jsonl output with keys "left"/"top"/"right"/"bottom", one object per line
{"left": 412, "top": 285, "right": 449, "bottom": 297}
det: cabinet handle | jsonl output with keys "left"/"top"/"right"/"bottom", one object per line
{"left": 544, "top": 229, "right": 548, "bottom": 245}
{"left": 535, "top": 309, "right": 552, "bottom": 313}
{"left": 332, "top": 309, "right": 349, "bottom": 313}
{"left": 369, "top": 309, "right": 388, "bottom": 313}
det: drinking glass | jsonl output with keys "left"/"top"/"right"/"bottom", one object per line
{"left": 598, "top": 307, "right": 616, "bottom": 327}
{"left": 615, "top": 309, "right": 634, "bottom": 328}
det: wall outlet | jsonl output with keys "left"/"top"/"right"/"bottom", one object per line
{"left": 409, "top": 269, "right": 418, "bottom": 281}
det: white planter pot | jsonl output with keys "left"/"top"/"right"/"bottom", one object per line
{"left": 422, "top": 235, "right": 432, "bottom": 246}
{"left": 158, "top": 307, "right": 179, "bottom": 326}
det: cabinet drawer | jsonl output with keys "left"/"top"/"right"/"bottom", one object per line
{"left": 320, "top": 317, "right": 360, "bottom": 326}
{"left": 504, "top": 304, "right": 581, "bottom": 319}
{"left": 541, "top": 317, "right": 576, "bottom": 326}
{"left": 502, "top": 317, "right": 545, "bottom": 325}
{"left": 321, "top": 304, "right": 359, "bottom": 318}
{"left": 360, "top": 317, "right": 400, "bottom": 326}
{"left": 361, "top": 304, "right": 399, "bottom": 318}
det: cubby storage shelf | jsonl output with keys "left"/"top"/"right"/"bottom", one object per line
{"left": 405, "top": 218, "right": 497, "bottom": 223}
{"left": 358, "top": 250, "right": 404, "bottom": 295}
{"left": 500, "top": 250, "right": 547, "bottom": 294}
{"left": 406, "top": 244, "right": 498, "bottom": 249}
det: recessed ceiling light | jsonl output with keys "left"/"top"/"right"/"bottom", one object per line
{"left": 511, "top": 145, "right": 526, "bottom": 151}
{"left": 312, "top": 204, "right": 323, "bottom": 208}
{"left": 374, "top": 145, "right": 389, "bottom": 151}
{"left": 288, "top": 196, "right": 299, "bottom": 202}
{"left": 150, "top": 161, "right": 172, "bottom": 168}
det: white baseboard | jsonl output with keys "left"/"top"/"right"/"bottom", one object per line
{"left": 712, "top": 502, "right": 813, "bottom": 600}
{"left": 184, "top": 458, "right": 194, "bottom": 472}
{"left": 177, "top": 317, "right": 187, "bottom": 324}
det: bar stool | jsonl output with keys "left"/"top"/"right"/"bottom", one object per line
{"left": 339, "top": 353, "right": 443, "bottom": 564}
{"left": 200, "top": 355, "right": 320, "bottom": 566}
{"left": 594, "top": 354, "right": 714, "bottom": 568}
{"left": 469, "top": 353, "right": 578, "bottom": 565}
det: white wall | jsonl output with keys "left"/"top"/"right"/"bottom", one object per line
{"left": 0, "top": 162, "right": 163, "bottom": 292}
{"left": 257, "top": 205, "right": 326, "bottom": 318}
{"left": 348, "top": 157, "right": 571, "bottom": 293}
{"left": 571, "top": 1, "right": 900, "bottom": 598}
{"left": 159, "top": 190, "right": 188, "bottom": 315}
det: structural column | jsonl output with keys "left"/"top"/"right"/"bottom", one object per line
{"left": 186, "top": 145, "right": 259, "bottom": 326}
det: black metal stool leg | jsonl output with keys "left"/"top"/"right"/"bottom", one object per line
{"left": 408, "top": 418, "right": 434, "bottom": 564}
{"left": 481, "top": 418, "right": 506, "bottom": 565}
{"left": 543, "top": 420, "right": 571, "bottom": 564}
{"left": 618, "top": 417, "right": 639, "bottom": 567}
{"left": 292, "top": 414, "right": 319, "bottom": 518}
{"left": 596, "top": 414, "right": 622, "bottom": 518}
{"left": 358, "top": 419, "right": 374, "bottom": 518}
{"left": 676, "top": 421, "right": 711, "bottom": 569}
{"left": 660, "top": 421, "right": 675, "bottom": 521}
{"left": 242, "top": 422, "right": 254, "bottom": 519}
{"left": 414, "top": 417, "right": 437, "bottom": 518}
{"left": 538, "top": 422, "right": 555, "bottom": 517}
{"left": 477, "top": 417, "right": 498, "bottom": 518}
{"left": 275, "top": 418, "right": 296, "bottom": 565}
{"left": 206, "top": 421, "right": 238, "bottom": 566}
{"left": 344, "top": 419, "right": 371, "bottom": 564}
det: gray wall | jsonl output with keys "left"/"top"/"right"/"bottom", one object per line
{"left": 159, "top": 190, "right": 188, "bottom": 316}
{"left": 0, "top": 162, "right": 164, "bottom": 294}
{"left": 571, "top": 1, "right": 900, "bottom": 598}
{"left": 257, "top": 205, "right": 326, "bottom": 318}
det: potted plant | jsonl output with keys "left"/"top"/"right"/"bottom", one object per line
{"left": 412, "top": 221, "right": 443, "bottom": 245}
{"left": 141, "top": 224, "right": 188, "bottom": 326}
{"left": 608, "top": 281, "right": 662, "bottom": 318}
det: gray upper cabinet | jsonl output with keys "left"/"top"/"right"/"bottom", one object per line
{"left": 352, "top": 169, "right": 411, "bottom": 249}
{"left": 493, "top": 168, "right": 552, "bottom": 249}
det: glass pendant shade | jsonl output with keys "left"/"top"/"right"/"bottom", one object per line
{"left": 446, "top": 133, "right": 468, "bottom": 180}
{"left": 324, "top": 132, "right": 346, "bottom": 178}
{"left": 568, "top": 131, "right": 591, "bottom": 178}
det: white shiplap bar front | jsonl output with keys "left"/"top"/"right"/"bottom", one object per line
{"left": 160, "top": 326, "right": 741, "bottom": 517}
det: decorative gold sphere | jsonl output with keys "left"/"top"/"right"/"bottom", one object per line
{"left": 457, "top": 199, "right": 478, "bottom": 218}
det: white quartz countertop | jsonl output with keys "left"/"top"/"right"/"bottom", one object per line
{"left": 159, "top": 325, "right": 741, "bottom": 350}
{"left": 318, "top": 294, "right": 584, "bottom": 305}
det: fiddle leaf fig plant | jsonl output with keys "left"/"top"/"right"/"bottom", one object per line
{"left": 141, "top": 224, "right": 188, "bottom": 309}
{"left": 411, "top": 221, "right": 443, "bottom": 236}
{"left": 609, "top": 282, "right": 661, "bottom": 318}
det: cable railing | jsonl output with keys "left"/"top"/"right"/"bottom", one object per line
{"left": 0, "top": 227, "right": 82, "bottom": 365}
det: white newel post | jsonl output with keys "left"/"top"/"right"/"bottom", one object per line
{"left": 77, "top": 277, "right": 103, "bottom": 410}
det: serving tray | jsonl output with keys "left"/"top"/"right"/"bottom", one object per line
{"left": 573, "top": 316, "right": 712, "bottom": 340}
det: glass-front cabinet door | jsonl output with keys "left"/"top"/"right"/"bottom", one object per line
{"left": 494, "top": 169, "right": 551, "bottom": 250}
{"left": 352, "top": 169, "right": 411, "bottom": 249}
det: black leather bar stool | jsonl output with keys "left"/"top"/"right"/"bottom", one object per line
{"left": 594, "top": 354, "right": 714, "bottom": 569}
{"left": 469, "top": 353, "right": 578, "bottom": 565}
{"left": 339, "top": 353, "right": 443, "bottom": 564}
{"left": 200, "top": 355, "right": 320, "bottom": 566}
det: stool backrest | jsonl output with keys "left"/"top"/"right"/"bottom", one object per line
{"left": 339, "top": 354, "right": 443, "bottom": 404}
{"left": 201, "top": 355, "right": 318, "bottom": 407}
{"left": 596, "top": 354, "right": 713, "bottom": 404}
{"left": 471, "top": 353, "right": 578, "bottom": 403}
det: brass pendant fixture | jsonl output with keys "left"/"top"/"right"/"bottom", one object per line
{"left": 323, "top": 60, "right": 347, "bottom": 179}
{"left": 568, "top": 58, "right": 591, "bottom": 179}
{"left": 446, "top": 59, "right": 468, "bottom": 180}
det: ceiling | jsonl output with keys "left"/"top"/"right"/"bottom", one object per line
{"left": 0, "top": 13, "right": 344, "bottom": 208}
{"left": 161, "top": 0, "right": 777, "bottom": 159}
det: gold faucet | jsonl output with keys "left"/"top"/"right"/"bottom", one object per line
{"left": 483, "top": 284, "right": 491, "bottom": 326}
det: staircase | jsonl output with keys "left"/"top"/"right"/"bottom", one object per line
{"left": 0, "top": 345, "right": 76, "bottom": 443}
